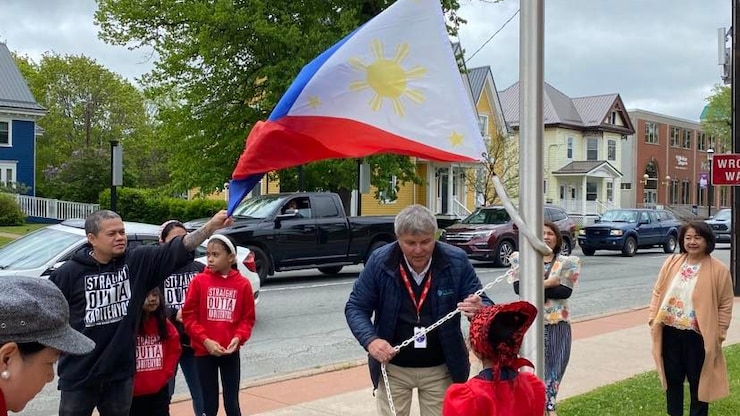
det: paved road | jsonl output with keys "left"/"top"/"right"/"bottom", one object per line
{"left": 21, "top": 245, "right": 733, "bottom": 415}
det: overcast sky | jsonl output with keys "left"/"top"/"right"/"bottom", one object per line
{"left": 0, "top": 0, "right": 730, "bottom": 122}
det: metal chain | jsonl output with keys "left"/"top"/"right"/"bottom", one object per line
{"left": 380, "top": 273, "right": 506, "bottom": 415}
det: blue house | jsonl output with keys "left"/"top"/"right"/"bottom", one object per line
{"left": 0, "top": 43, "right": 46, "bottom": 195}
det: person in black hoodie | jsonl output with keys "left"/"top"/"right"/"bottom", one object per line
{"left": 50, "top": 209, "right": 231, "bottom": 416}
{"left": 159, "top": 220, "right": 206, "bottom": 416}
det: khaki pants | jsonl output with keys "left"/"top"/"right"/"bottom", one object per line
{"left": 375, "top": 363, "right": 453, "bottom": 416}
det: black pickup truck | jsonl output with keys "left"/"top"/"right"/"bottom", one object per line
{"left": 186, "top": 192, "right": 396, "bottom": 284}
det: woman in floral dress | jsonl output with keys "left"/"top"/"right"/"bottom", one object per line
{"left": 507, "top": 220, "right": 581, "bottom": 416}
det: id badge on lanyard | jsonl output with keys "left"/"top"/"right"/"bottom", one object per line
{"left": 400, "top": 265, "right": 431, "bottom": 349}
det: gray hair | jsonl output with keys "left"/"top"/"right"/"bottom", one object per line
{"left": 394, "top": 205, "right": 438, "bottom": 237}
{"left": 85, "top": 210, "right": 122, "bottom": 235}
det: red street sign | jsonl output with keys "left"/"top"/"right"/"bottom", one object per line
{"left": 712, "top": 154, "right": 740, "bottom": 185}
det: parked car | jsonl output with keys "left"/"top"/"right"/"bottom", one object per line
{"left": 577, "top": 208, "right": 680, "bottom": 257}
{"left": 705, "top": 208, "right": 732, "bottom": 243}
{"left": 0, "top": 220, "right": 261, "bottom": 303}
{"left": 185, "top": 192, "right": 397, "bottom": 284}
{"left": 439, "top": 205, "right": 577, "bottom": 267}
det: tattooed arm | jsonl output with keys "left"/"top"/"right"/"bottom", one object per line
{"left": 183, "top": 210, "right": 232, "bottom": 251}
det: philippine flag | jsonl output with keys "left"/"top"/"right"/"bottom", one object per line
{"left": 228, "top": 0, "right": 485, "bottom": 214}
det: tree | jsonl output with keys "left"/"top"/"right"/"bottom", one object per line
{"left": 95, "top": 0, "right": 464, "bottom": 196}
{"left": 12, "top": 53, "right": 169, "bottom": 198}
{"left": 701, "top": 85, "right": 730, "bottom": 149}
{"left": 467, "top": 132, "right": 519, "bottom": 206}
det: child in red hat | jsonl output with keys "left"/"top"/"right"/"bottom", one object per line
{"left": 443, "top": 301, "right": 545, "bottom": 416}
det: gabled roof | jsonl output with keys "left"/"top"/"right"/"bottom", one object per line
{"left": 552, "top": 160, "right": 623, "bottom": 177}
{"left": 468, "top": 67, "right": 487, "bottom": 102}
{"left": 498, "top": 82, "right": 634, "bottom": 134}
{"left": 0, "top": 43, "right": 45, "bottom": 114}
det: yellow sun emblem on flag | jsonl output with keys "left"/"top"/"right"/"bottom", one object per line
{"left": 307, "top": 96, "right": 321, "bottom": 109}
{"left": 349, "top": 39, "right": 426, "bottom": 117}
{"left": 448, "top": 131, "right": 464, "bottom": 147}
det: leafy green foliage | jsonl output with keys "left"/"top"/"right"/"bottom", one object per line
{"left": 559, "top": 343, "right": 740, "bottom": 415}
{"left": 0, "top": 194, "right": 26, "bottom": 226}
{"left": 94, "top": 0, "right": 464, "bottom": 196}
{"left": 12, "top": 53, "right": 170, "bottom": 198}
{"left": 39, "top": 148, "right": 112, "bottom": 203}
{"left": 99, "top": 187, "right": 226, "bottom": 224}
{"left": 702, "top": 85, "right": 730, "bottom": 149}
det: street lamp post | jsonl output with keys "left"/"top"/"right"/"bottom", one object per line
{"left": 707, "top": 148, "right": 715, "bottom": 218}
{"left": 110, "top": 140, "right": 122, "bottom": 212}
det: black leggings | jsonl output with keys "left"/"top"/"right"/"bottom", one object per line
{"left": 196, "top": 352, "right": 242, "bottom": 416}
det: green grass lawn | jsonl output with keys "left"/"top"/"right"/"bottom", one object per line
{"left": 558, "top": 343, "right": 740, "bottom": 415}
{"left": 0, "top": 223, "right": 47, "bottom": 236}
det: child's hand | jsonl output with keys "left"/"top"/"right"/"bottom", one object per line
{"left": 225, "top": 337, "right": 240, "bottom": 354}
{"left": 204, "top": 339, "right": 226, "bottom": 356}
{"left": 176, "top": 309, "right": 183, "bottom": 323}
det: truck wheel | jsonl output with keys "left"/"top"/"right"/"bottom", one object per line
{"left": 318, "top": 266, "right": 344, "bottom": 275}
{"left": 247, "top": 245, "right": 270, "bottom": 285}
{"left": 493, "top": 240, "right": 515, "bottom": 267}
{"left": 582, "top": 247, "right": 596, "bottom": 256}
{"left": 621, "top": 237, "right": 637, "bottom": 257}
{"left": 663, "top": 234, "right": 677, "bottom": 253}
{"left": 364, "top": 241, "right": 389, "bottom": 265}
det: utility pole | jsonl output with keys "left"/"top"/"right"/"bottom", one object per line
{"left": 732, "top": 0, "right": 740, "bottom": 295}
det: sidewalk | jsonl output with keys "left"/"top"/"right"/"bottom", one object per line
{"left": 170, "top": 300, "right": 740, "bottom": 416}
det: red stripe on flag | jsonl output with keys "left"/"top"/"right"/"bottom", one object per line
{"left": 232, "top": 116, "right": 479, "bottom": 179}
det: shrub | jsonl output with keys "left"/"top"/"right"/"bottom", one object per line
{"left": 0, "top": 193, "right": 26, "bottom": 226}
{"left": 99, "top": 188, "right": 226, "bottom": 224}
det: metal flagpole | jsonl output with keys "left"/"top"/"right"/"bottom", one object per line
{"left": 519, "top": 0, "right": 546, "bottom": 378}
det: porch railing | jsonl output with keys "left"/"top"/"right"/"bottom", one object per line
{"left": 9, "top": 194, "right": 100, "bottom": 221}
{"left": 452, "top": 198, "right": 471, "bottom": 218}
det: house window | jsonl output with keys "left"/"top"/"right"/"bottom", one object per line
{"left": 670, "top": 181, "right": 678, "bottom": 204}
{"left": 567, "top": 136, "right": 573, "bottom": 159}
{"left": 670, "top": 127, "right": 680, "bottom": 147}
{"left": 681, "top": 181, "right": 690, "bottom": 204}
{"left": 477, "top": 115, "right": 488, "bottom": 136}
{"left": 606, "top": 181, "right": 614, "bottom": 202}
{"left": 586, "top": 138, "right": 598, "bottom": 160}
{"left": 379, "top": 176, "right": 398, "bottom": 204}
{"left": 607, "top": 140, "right": 616, "bottom": 161}
{"left": 0, "top": 121, "right": 9, "bottom": 146}
{"left": 645, "top": 122, "right": 658, "bottom": 144}
{"left": 0, "top": 163, "right": 16, "bottom": 187}
{"left": 621, "top": 183, "right": 632, "bottom": 190}
{"left": 586, "top": 182, "right": 597, "bottom": 201}
{"left": 683, "top": 130, "right": 692, "bottom": 149}
{"left": 697, "top": 132, "right": 706, "bottom": 151}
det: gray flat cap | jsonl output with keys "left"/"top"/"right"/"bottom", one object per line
{"left": 0, "top": 276, "right": 94, "bottom": 355}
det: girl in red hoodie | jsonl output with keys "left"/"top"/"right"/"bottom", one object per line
{"left": 183, "top": 235, "right": 256, "bottom": 416}
{"left": 130, "top": 287, "right": 181, "bottom": 416}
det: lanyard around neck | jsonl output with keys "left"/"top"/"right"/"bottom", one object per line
{"left": 399, "top": 265, "right": 432, "bottom": 322}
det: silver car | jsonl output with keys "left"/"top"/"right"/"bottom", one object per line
{"left": 705, "top": 208, "right": 732, "bottom": 244}
{"left": 0, "top": 220, "right": 260, "bottom": 303}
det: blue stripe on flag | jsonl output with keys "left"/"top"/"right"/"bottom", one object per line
{"left": 269, "top": 27, "right": 361, "bottom": 121}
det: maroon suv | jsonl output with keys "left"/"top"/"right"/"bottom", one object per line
{"left": 439, "top": 205, "right": 576, "bottom": 267}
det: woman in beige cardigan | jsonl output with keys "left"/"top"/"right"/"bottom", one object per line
{"left": 649, "top": 221, "right": 734, "bottom": 416}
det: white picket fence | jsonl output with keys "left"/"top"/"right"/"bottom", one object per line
{"left": 9, "top": 194, "right": 99, "bottom": 221}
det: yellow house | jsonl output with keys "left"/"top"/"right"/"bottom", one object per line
{"left": 497, "top": 82, "right": 635, "bottom": 221}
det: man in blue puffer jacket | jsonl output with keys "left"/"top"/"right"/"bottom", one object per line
{"left": 345, "top": 204, "right": 492, "bottom": 416}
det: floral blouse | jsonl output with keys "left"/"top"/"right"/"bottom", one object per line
{"left": 506, "top": 252, "right": 581, "bottom": 325}
{"left": 655, "top": 262, "right": 701, "bottom": 332}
